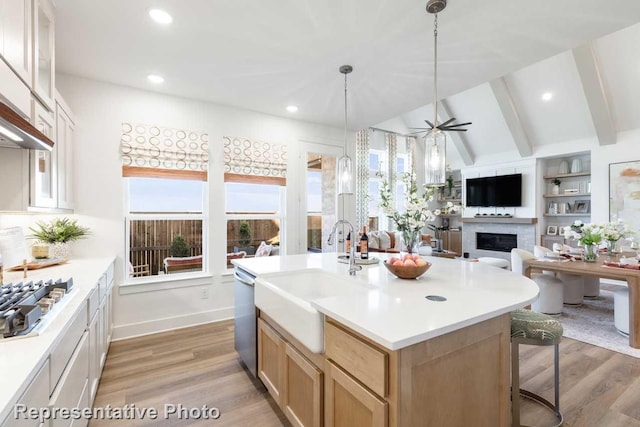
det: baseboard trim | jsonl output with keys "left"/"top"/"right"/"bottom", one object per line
{"left": 112, "top": 307, "right": 234, "bottom": 341}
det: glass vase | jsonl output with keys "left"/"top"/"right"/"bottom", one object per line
{"left": 401, "top": 229, "right": 420, "bottom": 255}
{"left": 583, "top": 243, "right": 598, "bottom": 263}
{"left": 606, "top": 239, "right": 617, "bottom": 256}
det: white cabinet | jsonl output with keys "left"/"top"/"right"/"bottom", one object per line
{"left": 55, "top": 95, "right": 74, "bottom": 209}
{"left": 1, "top": 360, "right": 49, "bottom": 427}
{"left": 49, "top": 333, "right": 89, "bottom": 427}
{"left": 32, "top": 0, "right": 54, "bottom": 112}
{"left": 0, "top": 0, "right": 32, "bottom": 85}
{"left": 88, "top": 262, "right": 114, "bottom": 403}
{"left": 30, "top": 98, "right": 56, "bottom": 209}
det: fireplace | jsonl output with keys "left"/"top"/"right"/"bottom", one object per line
{"left": 476, "top": 232, "right": 517, "bottom": 253}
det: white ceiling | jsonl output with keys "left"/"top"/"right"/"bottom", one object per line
{"left": 54, "top": 0, "right": 640, "bottom": 134}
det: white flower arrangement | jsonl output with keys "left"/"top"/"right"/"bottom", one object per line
{"left": 601, "top": 219, "right": 633, "bottom": 242}
{"left": 378, "top": 172, "right": 459, "bottom": 233}
{"left": 562, "top": 219, "right": 633, "bottom": 246}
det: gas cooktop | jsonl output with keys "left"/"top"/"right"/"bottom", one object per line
{"left": 0, "top": 278, "right": 74, "bottom": 340}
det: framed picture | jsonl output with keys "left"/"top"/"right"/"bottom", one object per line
{"left": 574, "top": 200, "right": 590, "bottom": 214}
{"left": 610, "top": 160, "right": 640, "bottom": 233}
{"left": 546, "top": 225, "right": 558, "bottom": 236}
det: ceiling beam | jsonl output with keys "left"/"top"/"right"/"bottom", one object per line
{"left": 489, "top": 78, "right": 532, "bottom": 158}
{"left": 572, "top": 43, "right": 616, "bottom": 146}
{"left": 438, "top": 100, "right": 474, "bottom": 166}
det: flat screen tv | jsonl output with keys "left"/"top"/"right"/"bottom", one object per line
{"left": 466, "top": 173, "right": 522, "bottom": 207}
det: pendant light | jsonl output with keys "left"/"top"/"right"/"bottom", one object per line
{"left": 412, "top": 0, "right": 471, "bottom": 186}
{"left": 337, "top": 65, "right": 354, "bottom": 195}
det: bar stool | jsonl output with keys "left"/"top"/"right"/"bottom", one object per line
{"left": 510, "top": 309, "right": 564, "bottom": 427}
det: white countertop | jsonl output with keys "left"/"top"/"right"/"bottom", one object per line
{"left": 235, "top": 253, "right": 539, "bottom": 350}
{"left": 0, "top": 257, "right": 115, "bottom": 424}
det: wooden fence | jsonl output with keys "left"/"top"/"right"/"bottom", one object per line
{"left": 129, "top": 218, "right": 281, "bottom": 275}
{"left": 129, "top": 219, "right": 203, "bottom": 275}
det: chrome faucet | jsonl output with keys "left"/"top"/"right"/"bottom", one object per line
{"left": 328, "top": 220, "right": 362, "bottom": 276}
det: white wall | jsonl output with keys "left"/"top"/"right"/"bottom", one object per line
{"left": 1, "top": 74, "right": 352, "bottom": 339}
{"left": 591, "top": 129, "right": 640, "bottom": 226}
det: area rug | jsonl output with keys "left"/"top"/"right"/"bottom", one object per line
{"left": 560, "top": 284, "right": 640, "bottom": 358}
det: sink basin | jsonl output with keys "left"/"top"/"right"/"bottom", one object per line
{"left": 254, "top": 269, "right": 362, "bottom": 353}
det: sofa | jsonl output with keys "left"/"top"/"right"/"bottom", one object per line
{"left": 367, "top": 231, "right": 432, "bottom": 253}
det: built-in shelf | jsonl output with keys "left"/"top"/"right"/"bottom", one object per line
{"left": 543, "top": 172, "right": 591, "bottom": 179}
{"left": 461, "top": 217, "right": 537, "bottom": 224}
{"left": 542, "top": 193, "right": 591, "bottom": 198}
{"left": 544, "top": 213, "right": 590, "bottom": 217}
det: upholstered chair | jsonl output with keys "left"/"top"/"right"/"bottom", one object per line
{"left": 511, "top": 249, "right": 564, "bottom": 315}
{"left": 614, "top": 287, "right": 630, "bottom": 336}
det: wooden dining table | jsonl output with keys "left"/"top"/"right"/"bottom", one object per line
{"left": 524, "top": 255, "right": 640, "bottom": 349}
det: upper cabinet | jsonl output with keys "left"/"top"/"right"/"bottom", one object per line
{"left": 0, "top": 0, "right": 32, "bottom": 85}
{"left": 0, "top": 0, "right": 76, "bottom": 213}
{"left": 30, "top": 97, "right": 57, "bottom": 208}
{"left": 32, "top": 0, "right": 55, "bottom": 112}
{"left": 55, "top": 92, "right": 75, "bottom": 210}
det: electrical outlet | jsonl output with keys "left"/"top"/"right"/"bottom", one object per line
{"left": 200, "top": 287, "right": 209, "bottom": 299}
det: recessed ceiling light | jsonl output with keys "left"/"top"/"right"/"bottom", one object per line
{"left": 149, "top": 9, "right": 173, "bottom": 24}
{"left": 541, "top": 92, "right": 553, "bottom": 102}
{"left": 147, "top": 74, "right": 164, "bottom": 84}
{"left": 286, "top": 105, "right": 298, "bottom": 113}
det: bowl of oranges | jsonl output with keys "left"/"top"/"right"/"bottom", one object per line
{"left": 383, "top": 254, "right": 431, "bottom": 279}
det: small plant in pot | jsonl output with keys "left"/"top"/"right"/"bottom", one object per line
{"left": 169, "top": 235, "right": 191, "bottom": 257}
{"left": 234, "top": 220, "right": 255, "bottom": 255}
{"left": 29, "top": 218, "right": 90, "bottom": 259}
{"left": 551, "top": 178, "right": 561, "bottom": 195}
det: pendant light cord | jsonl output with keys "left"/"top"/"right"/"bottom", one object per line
{"left": 344, "top": 71, "right": 348, "bottom": 156}
{"left": 433, "top": 12, "right": 439, "bottom": 128}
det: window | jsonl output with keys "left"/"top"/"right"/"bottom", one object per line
{"left": 126, "top": 177, "right": 207, "bottom": 277}
{"left": 224, "top": 137, "right": 287, "bottom": 267}
{"left": 120, "top": 123, "right": 209, "bottom": 280}
{"left": 225, "top": 182, "right": 285, "bottom": 267}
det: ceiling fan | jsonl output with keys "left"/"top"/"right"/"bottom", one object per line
{"left": 410, "top": 0, "right": 471, "bottom": 137}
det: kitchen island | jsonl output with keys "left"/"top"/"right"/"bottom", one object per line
{"left": 233, "top": 253, "right": 539, "bottom": 427}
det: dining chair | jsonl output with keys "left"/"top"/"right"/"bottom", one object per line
{"left": 511, "top": 249, "right": 564, "bottom": 315}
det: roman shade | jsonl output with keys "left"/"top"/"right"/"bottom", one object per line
{"left": 223, "top": 136, "right": 287, "bottom": 185}
{"left": 120, "top": 122, "right": 209, "bottom": 181}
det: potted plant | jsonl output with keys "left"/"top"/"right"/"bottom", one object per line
{"left": 169, "top": 235, "right": 191, "bottom": 257}
{"left": 551, "top": 178, "right": 561, "bottom": 195}
{"left": 234, "top": 220, "right": 255, "bottom": 255}
{"left": 29, "top": 217, "right": 90, "bottom": 259}
{"left": 446, "top": 175, "right": 455, "bottom": 197}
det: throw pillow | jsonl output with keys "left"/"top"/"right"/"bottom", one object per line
{"left": 255, "top": 241, "right": 273, "bottom": 257}
{"left": 368, "top": 232, "right": 380, "bottom": 249}
{"left": 378, "top": 231, "right": 392, "bottom": 250}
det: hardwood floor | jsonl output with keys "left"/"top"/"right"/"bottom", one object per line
{"left": 90, "top": 321, "right": 289, "bottom": 427}
{"left": 91, "top": 320, "right": 640, "bottom": 427}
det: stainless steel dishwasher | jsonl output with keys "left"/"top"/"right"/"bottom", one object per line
{"left": 234, "top": 266, "right": 257, "bottom": 377}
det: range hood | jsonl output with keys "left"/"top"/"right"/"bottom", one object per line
{"left": 0, "top": 102, "right": 54, "bottom": 151}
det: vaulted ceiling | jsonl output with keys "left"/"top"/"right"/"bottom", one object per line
{"left": 54, "top": 0, "right": 640, "bottom": 166}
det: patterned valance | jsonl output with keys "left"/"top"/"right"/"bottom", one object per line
{"left": 120, "top": 122, "right": 208, "bottom": 180}
{"left": 223, "top": 136, "right": 287, "bottom": 185}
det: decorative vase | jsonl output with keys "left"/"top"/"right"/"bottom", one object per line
{"left": 583, "top": 244, "right": 598, "bottom": 263}
{"left": 401, "top": 229, "right": 420, "bottom": 255}
{"left": 558, "top": 160, "right": 569, "bottom": 174}
{"left": 552, "top": 185, "right": 560, "bottom": 195}
{"left": 32, "top": 243, "right": 50, "bottom": 259}
{"left": 606, "top": 239, "right": 618, "bottom": 256}
{"left": 51, "top": 242, "right": 71, "bottom": 259}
